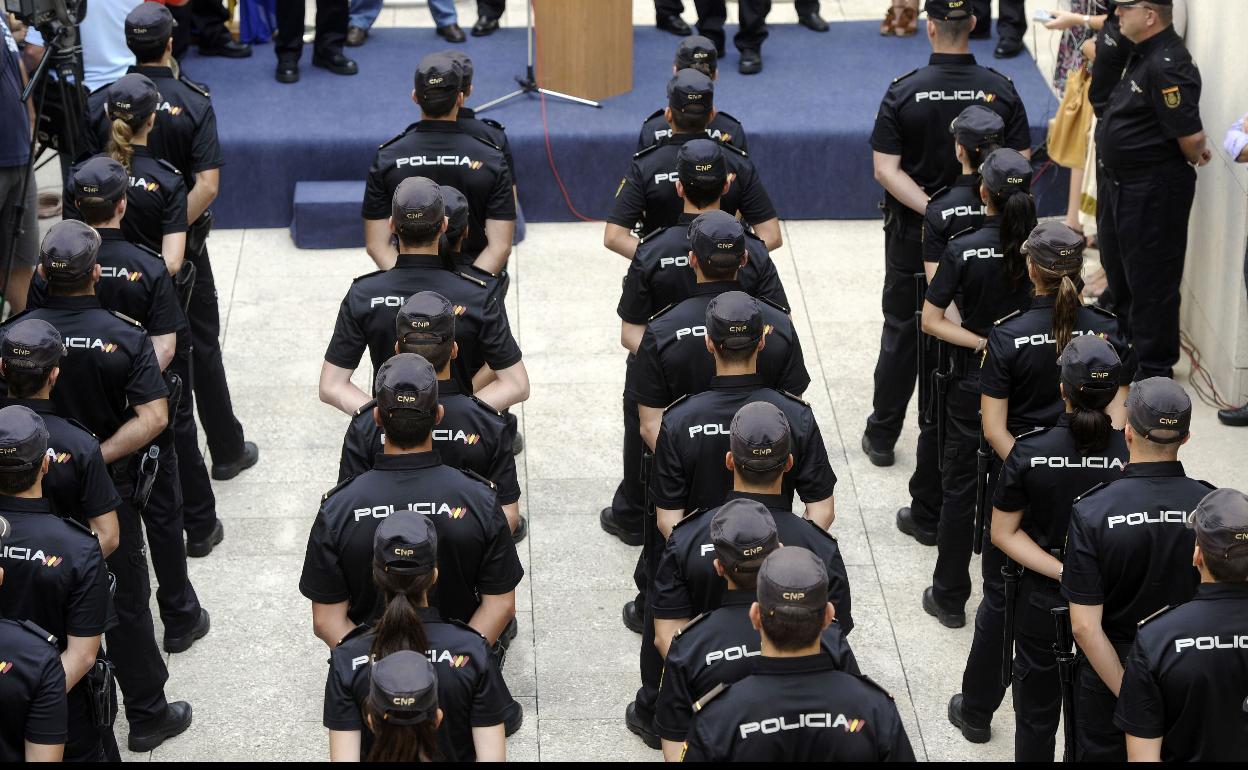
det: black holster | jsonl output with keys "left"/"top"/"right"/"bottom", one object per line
{"left": 174, "top": 260, "right": 197, "bottom": 313}
{"left": 641, "top": 450, "right": 655, "bottom": 518}
{"left": 1052, "top": 604, "right": 1078, "bottom": 763}
{"left": 84, "top": 658, "right": 117, "bottom": 729}
{"left": 931, "top": 340, "right": 951, "bottom": 470}
{"left": 185, "top": 209, "right": 213, "bottom": 261}
{"left": 1001, "top": 558, "right": 1024, "bottom": 688}
{"left": 133, "top": 445, "right": 160, "bottom": 512}
{"left": 973, "top": 430, "right": 991, "bottom": 555}
{"left": 914, "top": 273, "right": 933, "bottom": 427}
{"left": 165, "top": 371, "right": 184, "bottom": 424}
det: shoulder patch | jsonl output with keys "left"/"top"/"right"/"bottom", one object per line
{"left": 633, "top": 143, "right": 661, "bottom": 160}
{"left": 891, "top": 68, "right": 919, "bottom": 84}
{"left": 853, "top": 673, "right": 896, "bottom": 701}
{"left": 780, "top": 390, "right": 810, "bottom": 407}
{"left": 444, "top": 617, "right": 488, "bottom": 641}
{"left": 467, "top": 394, "right": 503, "bottom": 417}
{"left": 480, "top": 117, "right": 506, "bottom": 132}
{"left": 1137, "top": 605, "right": 1173, "bottom": 629}
{"left": 156, "top": 158, "right": 182, "bottom": 176}
{"left": 178, "top": 74, "right": 210, "bottom": 97}
{"left": 693, "top": 681, "right": 730, "bottom": 712}
{"left": 1014, "top": 427, "right": 1049, "bottom": 441}
{"left": 107, "top": 310, "right": 142, "bottom": 327}
{"left": 663, "top": 393, "right": 691, "bottom": 413}
{"left": 672, "top": 611, "right": 710, "bottom": 640}
{"left": 456, "top": 466, "right": 497, "bottom": 490}
{"left": 986, "top": 66, "right": 1014, "bottom": 84}
{"left": 1073, "top": 480, "right": 1110, "bottom": 504}
{"left": 994, "top": 309, "right": 1024, "bottom": 327}
{"left": 670, "top": 508, "right": 705, "bottom": 531}
{"left": 454, "top": 270, "right": 488, "bottom": 288}
{"left": 350, "top": 269, "right": 385, "bottom": 284}
{"left": 352, "top": 399, "right": 378, "bottom": 418}
{"left": 322, "top": 475, "right": 357, "bottom": 502}
{"left": 466, "top": 132, "right": 502, "bottom": 152}
{"left": 648, "top": 303, "right": 676, "bottom": 322}
{"left": 758, "top": 295, "right": 791, "bottom": 315}
{"left": 19, "top": 620, "right": 58, "bottom": 647}
{"left": 340, "top": 623, "right": 371, "bottom": 643}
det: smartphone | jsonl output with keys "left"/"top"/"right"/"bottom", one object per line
{"left": 1033, "top": 9, "right": 1057, "bottom": 21}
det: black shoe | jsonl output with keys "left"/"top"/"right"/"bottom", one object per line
{"left": 511, "top": 516, "right": 528, "bottom": 545}
{"left": 275, "top": 59, "right": 299, "bottom": 84}
{"left": 437, "top": 23, "right": 466, "bottom": 43}
{"left": 625, "top": 702, "right": 661, "bottom": 750}
{"left": 738, "top": 49, "right": 762, "bottom": 75}
{"left": 923, "top": 587, "right": 966, "bottom": 629}
{"left": 896, "top": 507, "right": 937, "bottom": 547}
{"left": 948, "top": 693, "right": 991, "bottom": 743}
{"left": 798, "top": 12, "right": 830, "bottom": 32}
{"left": 600, "top": 507, "right": 644, "bottom": 547}
{"left": 472, "top": 16, "right": 500, "bottom": 36}
{"left": 622, "top": 600, "right": 643, "bottom": 635}
{"left": 512, "top": 431, "right": 524, "bottom": 456}
{"left": 186, "top": 519, "right": 224, "bottom": 558}
{"left": 861, "top": 433, "right": 895, "bottom": 467}
{"left": 164, "top": 609, "right": 211, "bottom": 654}
{"left": 346, "top": 25, "right": 367, "bottom": 46}
{"left": 211, "top": 441, "right": 259, "bottom": 481}
{"left": 312, "top": 51, "right": 358, "bottom": 75}
{"left": 128, "top": 701, "right": 193, "bottom": 752}
{"left": 994, "top": 38, "right": 1024, "bottom": 59}
{"left": 1218, "top": 403, "right": 1248, "bottom": 427}
{"left": 199, "top": 39, "right": 252, "bottom": 58}
{"left": 656, "top": 14, "right": 692, "bottom": 36}
{"left": 503, "top": 699, "right": 523, "bottom": 737}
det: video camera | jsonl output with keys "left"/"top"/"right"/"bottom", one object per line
{"left": 4, "top": 0, "right": 85, "bottom": 31}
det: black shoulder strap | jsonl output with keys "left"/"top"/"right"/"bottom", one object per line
{"left": 892, "top": 68, "right": 919, "bottom": 84}
{"left": 467, "top": 395, "right": 503, "bottom": 417}
{"left": 456, "top": 466, "right": 497, "bottom": 490}
{"left": 480, "top": 117, "right": 506, "bottom": 132}
{"left": 178, "top": 74, "right": 211, "bottom": 97}
{"left": 672, "top": 611, "right": 710, "bottom": 640}
{"left": 664, "top": 393, "right": 691, "bottom": 413}
{"left": 340, "top": 623, "right": 372, "bottom": 643}
{"left": 353, "top": 399, "right": 378, "bottom": 418}
{"left": 994, "top": 309, "right": 1024, "bottom": 326}
{"left": 322, "top": 475, "right": 357, "bottom": 502}
{"left": 694, "top": 681, "right": 729, "bottom": 711}
{"left": 633, "top": 143, "right": 661, "bottom": 160}
{"left": 156, "top": 158, "right": 183, "bottom": 176}
{"left": 454, "top": 270, "right": 488, "bottom": 288}
{"left": 1073, "top": 481, "right": 1110, "bottom": 504}
{"left": 19, "top": 620, "right": 58, "bottom": 647}
{"left": 758, "top": 295, "right": 791, "bottom": 315}
{"left": 107, "top": 310, "right": 142, "bottom": 327}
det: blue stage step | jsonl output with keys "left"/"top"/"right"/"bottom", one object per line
{"left": 291, "top": 181, "right": 366, "bottom": 250}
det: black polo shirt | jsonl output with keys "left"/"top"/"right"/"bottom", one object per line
{"left": 299, "top": 450, "right": 523, "bottom": 627}
{"left": 993, "top": 417, "right": 1128, "bottom": 552}
{"left": 337, "top": 379, "right": 520, "bottom": 505}
{"left": 650, "top": 378, "right": 836, "bottom": 514}
{"left": 1061, "top": 462, "right": 1213, "bottom": 645}
{"left": 925, "top": 219, "right": 1033, "bottom": 339}
{"left": 323, "top": 252, "right": 521, "bottom": 391}
{"left": 1114, "top": 582, "right": 1248, "bottom": 761}
{"left": 0, "top": 619, "right": 66, "bottom": 763}
{"left": 1096, "top": 26, "right": 1202, "bottom": 170}
{"left": 628, "top": 282, "right": 808, "bottom": 409}
{"left": 362, "top": 120, "right": 515, "bottom": 260}
{"left": 63, "top": 150, "right": 188, "bottom": 256}
{"left": 922, "top": 175, "right": 987, "bottom": 264}
{"left": 323, "top": 609, "right": 514, "bottom": 762}
{"left": 636, "top": 109, "right": 748, "bottom": 153}
{"left": 871, "top": 53, "right": 1031, "bottom": 197}
{"left": 682, "top": 655, "right": 916, "bottom": 762}
{"left": 617, "top": 215, "right": 788, "bottom": 325}
{"left": 980, "top": 295, "right": 1136, "bottom": 435}
{"left": 607, "top": 133, "right": 776, "bottom": 236}
{"left": 457, "top": 107, "right": 514, "bottom": 187}
{"left": 655, "top": 589, "right": 857, "bottom": 743}
{"left": 652, "top": 491, "right": 851, "bottom": 630}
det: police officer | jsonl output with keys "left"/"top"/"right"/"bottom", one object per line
{"left": 670, "top": 0, "right": 796, "bottom": 75}
{"left": 654, "top": 499, "right": 857, "bottom": 760}
{"left": 605, "top": 70, "right": 779, "bottom": 259}
{"left": 1095, "top": 0, "right": 1209, "bottom": 380}
{"left": 324, "top": 512, "right": 512, "bottom": 761}
{"left": 1, "top": 320, "right": 121, "bottom": 557}
{"left": 338, "top": 292, "right": 525, "bottom": 541}
{"left": 8, "top": 222, "right": 195, "bottom": 752}
{"left": 1114, "top": 487, "right": 1248, "bottom": 761}
{"left": 681, "top": 547, "right": 916, "bottom": 761}
{"left": 921, "top": 105, "right": 1001, "bottom": 267}
{"left": 990, "top": 336, "right": 1129, "bottom": 761}
{"left": 0, "top": 406, "right": 113, "bottom": 761}
{"left": 274, "top": 0, "right": 356, "bottom": 83}
{"left": 437, "top": 185, "right": 474, "bottom": 268}
{"left": 323, "top": 178, "right": 528, "bottom": 418}
{"left": 360, "top": 652, "right": 441, "bottom": 762}
{"left": 363, "top": 53, "right": 514, "bottom": 273}
{"left": 1061, "top": 377, "right": 1213, "bottom": 761}
{"left": 913, "top": 149, "right": 1035, "bottom": 624}
{"left": 637, "top": 37, "right": 748, "bottom": 152}
{"left": 442, "top": 51, "right": 519, "bottom": 208}
{"left": 300, "top": 354, "right": 523, "bottom": 649}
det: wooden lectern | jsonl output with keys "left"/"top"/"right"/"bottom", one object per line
{"left": 533, "top": 0, "right": 633, "bottom": 102}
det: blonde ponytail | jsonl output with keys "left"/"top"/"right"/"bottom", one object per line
{"left": 108, "top": 118, "right": 137, "bottom": 172}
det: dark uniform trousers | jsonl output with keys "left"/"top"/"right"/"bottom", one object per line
{"left": 186, "top": 242, "right": 246, "bottom": 464}
{"left": 689, "top": 0, "right": 775, "bottom": 54}
{"left": 478, "top": 0, "right": 505, "bottom": 19}
{"left": 169, "top": 347, "right": 219, "bottom": 543}
{"left": 634, "top": 508, "right": 665, "bottom": 724}
{"left": 614, "top": 359, "right": 646, "bottom": 541}
{"left": 959, "top": 466, "right": 1009, "bottom": 727}
{"left": 169, "top": 0, "right": 233, "bottom": 57}
{"left": 1011, "top": 575, "right": 1065, "bottom": 762}
{"left": 1074, "top": 646, "right": 1130, "bottom": 762}
{"left": 967, "top": 0, "right": 1026, "bottom": 41}
{"left": 933, "top": 378, "right": 979, "bottom": 612}
{"left": 1096, "top": 159, "right": 1196, "bottom": 379}
{"left": 143, "top": 429, "right": 203, "bottom": 637}
{"left": 274, "top": 0, "right": 347, "bottom": 60}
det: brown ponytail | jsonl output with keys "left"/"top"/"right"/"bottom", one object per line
{"left": 1067, "top": 384, "right": 1114, "bottom": 455}
{"left": 370, "top": 564, "right": 434, "bottom": 660}
{"left": 1029, "top": 259, "right": 1083, "bottom": 356}
{"left": 108, "top": 117, "right": 138, "bottom": 172}
{"left": 363, "top": 700, "right": 441, "bottom": 762}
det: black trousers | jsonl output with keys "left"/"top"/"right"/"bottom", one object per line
{"left": 967, "top": 0, "right": 1025, "bottom": 41}
{"left": 186, "top": 244, "right": 246, "bottom": 464}
{"left": 613, "top": 369, "right": 646, "bottom": 538}
{"left": 169, "top": 0, "right": 233, "bottom": 57}
{"left": 142, "top": 429, "right": 203, "bottom": 638}
{"left": 105, "top": 496, "right": 171, "bottom": 731}
{"left": 169, "top": 346, "right": 219, "bottom": 543}
{"left": 274, "top": 0, "right": 347, "bottom": 59}
{"left": 655, "top": 0, "right": 817, "bottom": 16}
{"left": 693, "top": 0, "right": 773, "bottom": 53}
{"left": 932, "top": 380, "right": 979, "bottom": 612}
{"left": 959, "top": 501, "right": 1009, "bottom": 726}
{"left": 1096, "top": 159, "right": 1196, "bottom": 380}
{"left": 478, "top": 0, "right": 505, "bottom": 19}
{"left": 1074, "top": 649, "right": 1129, "bottom": 761}
{"left": 1011, "top": 578, "right": 1064, "bottom": 762}
{"left": 65, "top": 683, "right": 106, "bottom": 762}
{"left": 633, "top": 507, "right": 665, "bottom": 722}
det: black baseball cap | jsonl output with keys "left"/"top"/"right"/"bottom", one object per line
{"left": 374, "top": 511, "right": 438, "bottom": 575}
{"left": 675, "top": 36, "right": 718, "bottom": 75}
{"left": 40, "top": 221, "right": 100, "bottom": 284}
{"left": 0, "top": 405, "right": 50, "bottom": 473}
{"left": 925, "top": 0, "right": 974, "bottom": 19}
{"left": 368, "top": 651, "right": 439, "bottom": 726}
{"left": 676, "top": 139, "right": 727, "bottom": 188}
{"left": 439, "top": 185, "right": 470, "bottom": 243}
{"left": 107, "top": 73, "right": 159, "bottom": 122}
{"left": 1, "top": 319, "right": 65, "bottom": 372}
{"left": 414, "top": 53, "right": 462, "bottom": 101}
{"left": 705, "top": 292, "right": 763, "bottom": 350}
{"left": 980, "top": 149, "right": 1032, "bottom": 195}
{"left": 125, "top": 2, "right": 176, "bottom": 44}
{"left": 730, "top": 402, "right": 791, "bottom": 473}
{"left": 1126, "top": 377, "right": 1191, "bottom": 444}
{"left": 710, "top": 499, "right": 779, "bottom": 575}
{"left": 396, "top": 291, "right": 456, "bottom": 346}
{"left": 757, "top": 547, "right": 829, "bottom": 618}
{"left": 441, "top": 50, "right": 473, "bottom": 90}
{"left": 689, "top": 211, "right": 745, "bottom": 269}
{"left": 1023, "top": 221, "right": 1085, "bottom": 273}
{"left": 1187, "top": 488, "right": 1248, "bottom": 560}
{"left": 668, "top": 68, "right": 713, "bottom": 114}
{"left": 392, "top": 177, "right": 444, "bottom": 227}
{"left": 71, "top": 157, "right": 128, "bottom": 203}
{"left": 950, "top": 105, "right": 1004, "bottom": 149}
{"left": 1057, "top": 334, "right": 1121, "bottom": 404}
{"left": 374, "top": 353, "right": 438, "bottom": 417}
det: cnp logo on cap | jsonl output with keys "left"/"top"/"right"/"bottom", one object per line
{"left": 427, "top": 76, "right": 444, "bottom": 85}
{"left": 405, "top": 211, "right": 423, "bottom": 219}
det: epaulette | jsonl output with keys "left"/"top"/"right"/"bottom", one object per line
{"left": 693, "top": 681, "right": 730, "bottom": 712}
{"left": 351, "top": 269, "right": 385, "bottom": 284}
{"left": 927, "top": 184, "right": 951, "bottom": 201}
{"left": 378, "top": 123, "right": 419, "bottom": 150}
{"left": 803, "top": 517, "right": 839, "bottom": 543}
{"left": 1014, "top": 426, "right": 1049, "bottom": 441}
{"left": 892, "top": 68, "right": 919, "bottom": 85}
{"left": 637, "top": 225, "right": 674, "bottom": 245}
{"left": 107, "top": 310, "right": 141, "bottom": 327}
{"left": 717, "top": 110, "right": 742, "bottom": 125}
{"left": 664, "top": 393, "right": 691, "bottom": 413}
{"left": 780, "top": 390, "right": 810, "bottom": 407}
{"left": 719, "top": 142, "right": 748, "bottom": 158}
{"left": 468, "top": 394, "right": 503, "bottom": 417}
{"left": 948, "top": 225, "right": 978, "bottom": 242}
{"left": 633, "top": 143, "right": 662, "bottom": 160}
{"left": 480, "top": 117, "right": 507, "bottom": 133}
{"left": 3, "top": 308, "right": 33, "bottom": 325}
{"left": 1073, "top": 481, "right": 1110, "bottom": 504}
{"left": 644, "top": 108, "right": 665, "bottom": 121}
{"left": 1196, "top": 479, "right": 1217, "bottom": 491}
{"left": 19, "top": 620, "right": 58, "bottom": 647}
{"left": 456, "top": 466, "right": 497, "bottom": 490}
{"left": 322, "top": 475, "right": 357, "bottom": 502}
{"left": 994, "top": 309, "right": 1024, "bottom": 326}
{"left": 986, "top": 66, "right": 1014, "bottom": 84}
{"left": 132, "top": 241, "right": 163, "bottom": 261}
{"left": 759, "top": 296, "right": 791, "bottom": 315}
{"left": 670, "top": 507, "right": 705, "bottom": 531}
{"left": 63, "top": 516, "right": 97, "bottom": 538}
{"left": 156, "top": 158, "right": 182, "bottom": 176}
{"left": 648, "top": 303, "right": 676, "bottom": 323}
{"left": 340, "top": 623, "right": 371, "bottom": 643}
{"left": 178, "top": 74, "right": 211, "bottom": 98}
{"left": 1087, "top": 304, "right": 1118, "bottom": 319}
{"left": 352, "top": 399, "right": 378, "bottom": 418}
{"left": 454, "top": 270, "right": 488, "bottom": 288}
{"left": 64, "top": 416, "right": 100, "bottom": 440}
{"left": 445, "top": 617, "right": 488, "bottom": 641}
{"left": 466, "top": 133, "right": 502, "bottom": 153}
{"left": 853, "top": 673, "right": 896, "bottom": 701}
{"left": 672, "top": 612, "right": 710, "bottom": 640}
{"left": 1137, "top": 605, "right": 1173, "bottom": 629}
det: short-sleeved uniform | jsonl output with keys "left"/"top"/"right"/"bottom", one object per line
{"left": 299, "top": 450, "right": 523, "bottom": 627}
{"left": 682, "top": 656, "right": 916, "bottom": 762}
{"left": 636, "top": 109, "right": 748, "bottom": 153}
{"left": 655, "top": 589, "right": 857, "bottom": 743}
{"left": 362, "top": 121, "right": 515, "bottom": 260}
{"left": 337, "top": 378, "right": 520, "bottom": 505}
{"left": 926, "top": 219, "right": 1033, "bottom": 340}
{"left": 607, "top": 134, "right": 776, "bottom": 237}
{"left": 1089, "top": 13, "right": 1132, "bottom": 118}
{"left": 628, "top": 282, "right": 808, "bottom": 410}
{"left": 63, "top": 150, "right": 187, "bottom": 256}
{"left": 324, "top": 253, "right": 521, "bottom": 392}
{"left": 323, "top": 610, "right": 514, "bottom": 761}
{"left": 0, "top": 619, "right": 67, "bottom": 763}
{"left": 458, "top": 107, "right": 514, "bottom": 188}
{"left": 652, "top": 492, "right": 852, "bottom": 632}
{"left": 1114, "top": 583, "right": 1248, "bottom": 762}
{"left": 1060, "top": 462, "right": 1214, "bottom": 762}
{"left": 921, "top": 175, "right": 987, "bottom": 266}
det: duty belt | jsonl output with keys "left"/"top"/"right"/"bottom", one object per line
{"left": 949, "top": 346, "right": 977, "bottom": 379}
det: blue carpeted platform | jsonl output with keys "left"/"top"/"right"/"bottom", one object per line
{"left": 179, "top": 21, "right": 1061, "bottom": 235}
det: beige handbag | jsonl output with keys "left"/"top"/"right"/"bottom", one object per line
{"left": 1047, "top": 67, "right": 1094, "bottom": 169}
